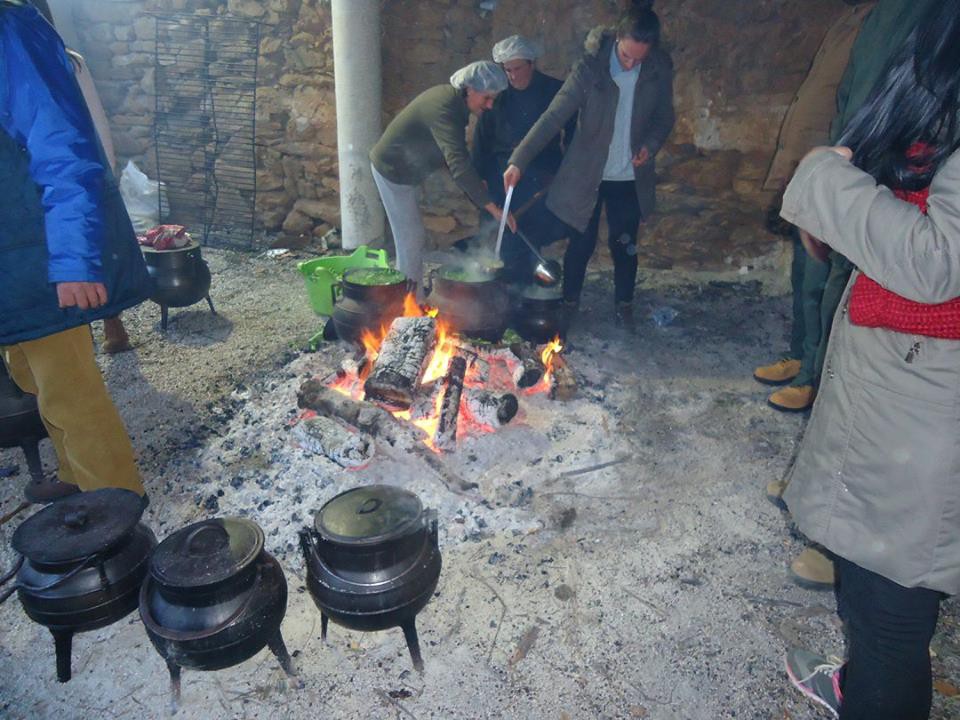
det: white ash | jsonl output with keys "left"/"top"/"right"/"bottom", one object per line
{"left": 147, "top": 349, "right": 544, "bottom": 569}
{"left": 292, "top": 415, "right": 375, "bottom": 468}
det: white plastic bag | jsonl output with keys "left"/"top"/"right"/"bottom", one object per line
{"left": 119, "top": 161, "right": 163, "bottom": 234}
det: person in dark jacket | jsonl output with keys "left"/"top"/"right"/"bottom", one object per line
{"left": 370, "top": 60, "right": 514, "bottom": 288}
{"left": 504, "top": 2, "right": 675, "bottom": 330}
{"left": 472, "top": 35, "right": 575, "bottom": 283}
{"left": 0, "top": 1, "right": 150, "bottom": 502}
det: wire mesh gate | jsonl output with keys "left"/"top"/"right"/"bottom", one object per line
{"left": 154, "top": 15, "right": 260, "bottom": 249}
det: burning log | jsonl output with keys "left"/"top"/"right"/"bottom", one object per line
{"left": 509, "top": 342, "right": 544, "bottom": 389}
{"left": 364, "top": 316, "right": 437, "bottom": 409}
{"left": 298, "top": 378, "right": 476, "bottom": 494}
{"left": 434, "top": 356, "right": 466, "bottom": 452}
{"left": 297, "top": 380, "right": 400, "bottom": 443}
{"left": 463, "top": 389, "right": 518, "bottom": 428}
{"left": 550, "top": 354, "right": 577, "bottom": 401}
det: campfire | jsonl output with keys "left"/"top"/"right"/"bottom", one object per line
{"left": 319, "top": 294, "right": 572, "bottom": 453}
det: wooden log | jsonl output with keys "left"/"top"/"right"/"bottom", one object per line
{"left": 462, "top": 389, "right": 518, "bottom": 427}
{"left": 297, "top": 379, "right": 477, "bottom": 494}
{"left": 364, "top": 316, "right": 436, "bottom": 408}
{"left": 298, "top": 380, "right": 401, "bottom": 443}
{"left": 434, "top": 356, "right": 466, "bottom": 452}
{"left": 509, "top": 342, "right": 544, "bottom": 389}
{"left": 550, "top": 354, "right": 577, "bottom": 401}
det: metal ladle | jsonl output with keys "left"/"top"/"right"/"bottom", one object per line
{"left": 514, "top": 227, "right": 561, "bottom": 287}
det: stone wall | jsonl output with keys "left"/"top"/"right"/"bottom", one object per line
{"left": 57, "top": 0, "right": 847, "bottom": 268}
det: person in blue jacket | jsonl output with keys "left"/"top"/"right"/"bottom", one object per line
{"left": 0, "top": 0, "right": 150, "bottom": 502}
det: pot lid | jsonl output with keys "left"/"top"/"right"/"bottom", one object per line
{"left": 520, "top": 284, "right": 563, "bottom": 300}
{"left": 151, "top": 517, "right": 263, "bottom": 590}
{"left": 315, "top": 485, "right": 423, "bottom": 545}
{"left": 12, "top": 488, "right": 145, "bottom": 564}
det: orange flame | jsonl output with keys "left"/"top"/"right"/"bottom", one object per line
{"left": 541, "top": 335, "right": 564, "bottom": 370}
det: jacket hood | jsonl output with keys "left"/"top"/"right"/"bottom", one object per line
{"left": 584, "top": 26, "right": 614, "bottom": 57}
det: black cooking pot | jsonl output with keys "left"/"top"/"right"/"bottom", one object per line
{"left": 142, "top": 243, "right": 215, "bottom": 330}
{"left": 331, "top": 267, "right": 410, "bottom": 344}
{"left": 299, "top": 485, "right": 441, "bottom": 671}
{"left": 512, "top": 285, "right": 570, "bottom": 344}
{"left": 0, "top": 489, "right": 156, "bottom": 682}
{"left": 0, "top": 363, "right": 46, "bottom": 478}
{"left": 428, "top": 267, "right": 509, "bottom": 342}
{"left": 139, "top": 518, "right": 296, "bottom": 707}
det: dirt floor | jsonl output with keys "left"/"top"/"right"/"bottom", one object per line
{"left": 1, "top": 246, "right": 958, "bottom": 720}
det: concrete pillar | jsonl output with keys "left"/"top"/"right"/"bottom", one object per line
{"left": 331, "top": 0, "right": 385, "bottom": 250}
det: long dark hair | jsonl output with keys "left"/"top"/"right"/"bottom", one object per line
{"left": 838, "top": 0, "right": 960, "bottom": 189}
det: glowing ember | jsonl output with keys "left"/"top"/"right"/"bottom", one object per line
{"left": 325, "top": 305, "right": 562, "bottom": 451}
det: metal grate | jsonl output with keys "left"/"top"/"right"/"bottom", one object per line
{"left": 154, "top": 14, "right": 260, "bottom": 249}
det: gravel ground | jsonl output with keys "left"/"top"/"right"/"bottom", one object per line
{"left": 0, "top": 247, "right": 958, "bottom": 720}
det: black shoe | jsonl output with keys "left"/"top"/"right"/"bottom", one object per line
{"left": 24, "top": 474, "right": 81, "bottom": 504}
{"left": 614, "top": 302, "right": 636, "bottom": 333}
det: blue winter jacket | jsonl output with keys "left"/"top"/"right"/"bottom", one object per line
{"left": 0, "top": 2, "right": 150, "bottom": 344}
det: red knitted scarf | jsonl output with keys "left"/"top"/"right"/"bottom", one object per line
{"left": 847, "top": 149, "right": 960, "bottom": 339}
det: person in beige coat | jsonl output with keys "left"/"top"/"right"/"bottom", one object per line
{"left": 778, "top": 1, "right": 960, "bottom": 716}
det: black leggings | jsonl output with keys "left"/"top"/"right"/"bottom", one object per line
{"left": 563, "top": 180, "right": 642, "bottom": 304}
{"left": 834, "top": 555, "right": 944, "bottom": 720}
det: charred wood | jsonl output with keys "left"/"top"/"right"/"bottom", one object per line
{"left": 435, "top": 356, "right": 467, "bottom": 452}
{"left": 509, "top": 342, "right": 544, "bottom": 388}
{"left": 463, "top": 389, "right": 518, "bottom": 428}
{"left": 297, "top": 378, "right": 477, "bottom": 494}
{"left": 364, "top": 316, "right": 436, "bottom": 408}
{"left": 550, "top": 354, "right": 577, "bottom": 401}
{"left": 297, "top": 380, "right": 400, "bottom": 443}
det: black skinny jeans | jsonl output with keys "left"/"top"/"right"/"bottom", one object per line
{"left": 834, "top": 555, "right": 944, "bottom": 720}
{"left": 563, "top": 180, "right": 642, "bottom": 305}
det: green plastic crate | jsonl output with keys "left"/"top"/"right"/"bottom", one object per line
{"left": 297, "top": 245, "right": 389, "bottom": 316}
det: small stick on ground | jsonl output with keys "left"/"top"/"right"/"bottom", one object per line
{"left": 472, "top": 572, "right": 509, "bottom": 666}
{"left": 0, "top": 501, "right": 29, "bottom": 527}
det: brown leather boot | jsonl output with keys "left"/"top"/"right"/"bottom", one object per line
{"left": 789, "top": 547, "right": 835, "bottom": 590}
{"left": 102, "top": 316, "right": 132, "bottom": 354}
{"left": 768, "top": 385, "right": 815, "bottom": 412}
{"left": 766, "top": 479, "right": 788, "bottom": 510}
{"left": 754, "top": 358, "right": 801, "bottom": 385}
{"left": 24, "top": 474, "right": 81, "bottom": 504}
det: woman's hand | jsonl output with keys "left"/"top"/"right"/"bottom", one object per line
{"left": 632, "top": 146, "right": 651, "bottom": 167}
{"left": 503, "top": 165, "right": 523, "bottom": 194}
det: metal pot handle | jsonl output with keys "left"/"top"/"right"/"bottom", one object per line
{"left": 0, "top": 556, "right": 24, "bottom": 605}
{"left": 330, "top": 279, "right": 343, "bottom": 310}
{"left": 298, "top": 528, "right": 318, "bottom": 560}
{"left": 184, "top": 522, "right": 230, "bottom": 556}
{"left": 140, "top": 564, "right": 264, "bottom": 642}
{"left": 1, "top": 553, "right": 98, "bottom": 603}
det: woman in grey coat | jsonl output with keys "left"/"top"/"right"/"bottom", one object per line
{"left": 504, "top": 1, "right": 674, "bottom": 329}
{"left": 779, "top": 2, "right": 960, "bottom": 717}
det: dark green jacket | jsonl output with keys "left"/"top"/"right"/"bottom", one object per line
{"left": 370, "top": 84, "right": 490, "bottom": 208}
{"left": 829, "top": 0, "right": 939, "bottom": 142}
{"left": 509, "top": 29, "right": 675, "bottom": 232}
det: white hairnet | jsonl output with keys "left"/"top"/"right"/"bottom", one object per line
{"left": 492, "top": 35, "right": 542, "bottom": 64}
{"left": 449, "top": 61, "right": 508, "bottom": 94}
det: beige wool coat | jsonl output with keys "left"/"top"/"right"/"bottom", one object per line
{"left": 781, "top": 148, "right": 960, "bottom": 595}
